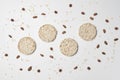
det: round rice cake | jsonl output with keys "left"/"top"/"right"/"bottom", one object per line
{"left": 79, "top": 23, "right": 97, "bottom": 41}
{"left": 60, "top": 38, "right": 78, "bottom": 56}
{"left": 38, "top": 24, "right": 57, "bottom": 42}
{"left": 18, "top": 37, "right": 36, "bottom": 55}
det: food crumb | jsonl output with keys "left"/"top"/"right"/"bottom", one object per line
{"left": 114, "top": 38, "right": 119, "bottom": 41}
{"left": 28, "top": 66, "right": 32, "bottom": 71}
{"left": 62, "top": 31, "right": 66, "bottom": 34}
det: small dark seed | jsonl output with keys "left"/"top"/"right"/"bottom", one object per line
{"left": 104, "top": 41, "right": 108, "bottom": 45}
{"left": 114, "top": 27, "right": 119, "bottom": 30}
{"left": 93, "top": 13, "right": 98, "bottom": 16}
{"left": 54, "top": 10, "right": 58, "bottom": 14}
{"left": 49, "top": 55, "right": 54, "bottom": 59}
{"left": 81, "top": 12, "right": 85, "bottom": 15}
{"left": 19, "top": 68, "right": 23, "bottom": 71}
{"left": 28, "top": 66, "right": 32, "bottom": 71}
{"left": 87, "top": 66, "right": 91, "bottom": 70}
{"left": 89, "top": 17, "right": 94, "bottom": 20}
{"left": 50, "top": 47, "right": 53, "bottom": 51}
{"left": 32, "top": 16, "right": 38, "bottom": 19}
{"left": 41, "top": 13, "right": 46, "bottom": 15}
{"left": 114, "top": 38, "right": 119, "bottom": 41}
{"left": 103, "top": 29, "right": 106, "bottom": 33}
{"left": 40, "top": 54, "right": 44, "bottom": 57}
{"left": 74, "top": 66, "right": 78, "bottom": 70}
{"left": 63, "top": 25, "right": 67, "bottom": 28}
{"left": 37, "top": 69, "right": 41, "bottom": 73}
{"left": 21, "top": 8, "right": 25, "bottom": 11}
{"left": 8, "top": 35, "right": 12, "bottom": 38}
{"left": 97, "top": 59, "right": 101, "bottom": 62}
{"left": 20, "top": 27, "right": 24, "bottom": 31}
{"left": 69, "top": 4, "right": 72, "bottom": 7}
{"left": 105, "top": 19, "right": 109, "bottom": 23}
{"left": 96, "top": 44, "right": 100, "bottom": 48}
{"left": 62, "top": 31, "right": 66, "bottom": 34}
{"left": 59, "top": 69, "right": 62, "bottom": 72}
{"left": 102, "top": 52, "right": 106, "bottom": 55}
{"left": 16, "top": 55, "right": 20, "bottom": 59}
{"left": 4, "top": 54, "right": 8, "bottom": 57}
{"left": 10, "top": 18, "right": 14, "bottom": 22}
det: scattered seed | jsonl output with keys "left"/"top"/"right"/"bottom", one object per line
{"left": 89, "top": 17, "right": 94, "bottom": 20}
{"left": 97, "top": 59, "right": 101, "bottom": 63}
{"left": 81, "top": 12, "right": 85, "bottom": 15}
{"left": 103, "top": 29, "right": 106, "bottom": 33}
{"left": 102, "top": 52, "right": 106, "bottom": 55}
{"left": 50, "top": 47, "right": 53, "bottom": 51}
{"left": 114, "top": 27, "right": 119, "bottom": 30}
{"left": 96, "top": 44, "right": 100, "bottom": 48}
{"left": 16, "top": 55, "right": 20, "bottom": 59}
{"left": 4, "top": 53, "right": 8, "bottom": 57}
{"left": 19, "top": 68, "right": 23, "bottom": 71}
{"left": 104, "top": 41, "right": 108, "bottom": 45}
{"left": 54, "top": 10, "right": 58, "bottom": 14}
{"left": 69, "top": 4, "right": 72, "bottom": 7}
{"left": 62, "top": 31, "right": 66, "bottom": 34}
{"left": 63, "top": 25, "right": 67, "bottom": 28}
{"left": 87, "top": 66, "right": 91, "bottom": 70}
{"left": 20, "top": 27, "right": 24, "bottom": 31}
{"left": 8, "top": 35, "right": 12, "bottom": 38}
{"left": 114, "top": 38, "right": 119, "bottom": 41}
{"left": 40, "top": 54, "right": 44, "bottom": 57}
{"left": 74, "top": 66, "right": 78, "bottom": 70}
{"left": 105, "top": 19, "right": 109, "bottom": 23}
{"left": 32, "top": 16, "right": 38, "bottom": 19}
{"left": 59, "top": 69, "right": 62, "bottom": 72}
{"left": 10, "top": 18, "right": 14, "bottom": 22}
{"left": 49, "top": 55, "right": 54, "bottom": 59}
{"left": 41, "top": 13, "right": 46, "bottom": 15}
{"left": 21, "top": 8, "right": 25, "bottom": 11}
{"left": 93, "top": 13, "right": 98, "bottom": 16}
{"left": 37, "top": 69, "right": 41, "bottom": 73}
{"left": 28, "top": 66, "right": 32, "bottom": 71}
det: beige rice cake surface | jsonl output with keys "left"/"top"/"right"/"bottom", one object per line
{"left": 38, "top": 24, "right": 57, "bottom": 42}
{"left": 60, "top": 38, "right": 78, "bottom": 56}
{"left": 79, "top": 23, "right": 97, "bottom": 41}
{"left": 18, "top": 37, "right": 36, "bottom": 55}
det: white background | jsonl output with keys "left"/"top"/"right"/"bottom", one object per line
{"left": 0, "top": 0, "right": 120, "bottom": 80}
